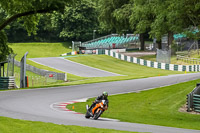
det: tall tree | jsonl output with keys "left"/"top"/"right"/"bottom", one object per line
{"left": 167, "top": 0, "right": 200, "bottom": 34}
{"left": 51, "top": 0, "right": 98, "bottom": 41}
{"left": 99, "top": 0, "right": 131, "bottom": 33}
{"left": 0, "top": 0, "right": 74, "bottom": 61}
{"left": 0, "top": 0, "right": 74, "bottom": 33}
{"left": 129, "top": 0, "right": 154, "bottom": 50}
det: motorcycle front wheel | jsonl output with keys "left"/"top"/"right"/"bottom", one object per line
{"left": 85, "top": 111, "right": 91, "bottom": 119}
{"left": 93, "top": 109, "right": 103, "bottom": 120}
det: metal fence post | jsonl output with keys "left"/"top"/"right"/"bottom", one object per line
{"left": 20, "top": 52, "right": 28, "bottom": 88}
{"left": 187, "top": 94, "right": 191, "bottom": 112}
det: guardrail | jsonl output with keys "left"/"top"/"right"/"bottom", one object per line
{"left": 0, "top": 77, "right": 15, "bottom": 90}
{"left": 14, "top": 60, "right": 67, "bottom": 81}
{"left": 187, "top": 84, "right": 200, "bottom": 113}
{"left": 177, "top": 55, "right": 200, "bottom": 64}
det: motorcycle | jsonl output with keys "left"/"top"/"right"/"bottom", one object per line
{"left": 85, "top": 100, "right": 108, "bottom": 120}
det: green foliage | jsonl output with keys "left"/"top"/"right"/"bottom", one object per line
{"left": 0, "top": 0, "right": 99, "bottom": 42}
{"left": 0, "top": 0, "right": 76, "bottom": 62}
{"left": 99, "top": 0, "right": 132, "bottom": 33}
{"left": 99, "top": 0, "right": 200, "bottom": 45}
{"left": 129, "top": 0, "right": 153, "bottom": 34}
{"left": 112, "top": 3, "right": 132, "bottom": 33}
{"left": 0, "top": 0, "right": 74, "bottom": 34}
{"left": 1, "top": 0, "right": 200, "bottom": 44}
{"left": 51, "top": 0, "right": 98, "bottom": 41}
{"left": 0, "top": 31, "right": 12, "bottom": 62}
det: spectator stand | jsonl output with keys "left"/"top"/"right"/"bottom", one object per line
{"left": 81, "top": 34, "right": 140, "bottom": 50}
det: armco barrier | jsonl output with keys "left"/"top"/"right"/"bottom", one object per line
{"left": 0, "top": 77, "right": 15, "bottom": 89}
{"left": 105, "top": 50, "right": 200, "bottom": 72}
{"left": 14, "top": 60, "right": 67, "bottom": 81}
{"left": 187, "top": 84, "right": 200, "bottom": 113}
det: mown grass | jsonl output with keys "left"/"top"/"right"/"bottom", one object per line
{"left": 9, "top": 42, "right": 72, "bottom": 60}
{"left": 67, "top": 55, "right": 183, "bottom": 76}
{"left": 68, "top": 79, "right": 200, "bottom": 130}
{"left": 0, "top": 116, "right": 138, "bottom": 133}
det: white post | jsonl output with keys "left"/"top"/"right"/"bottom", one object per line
{"left": 64, "top": 73, "right": 67, "bottom": 82}
{"left": 72, "top": 41, "right": 74, "bottom": 52}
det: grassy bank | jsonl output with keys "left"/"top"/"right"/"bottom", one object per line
{"left": 9, "top": 42, "right": 72, "bottom": 60}
{"left": 68, "top": 79, "right": 200, "bottom": 130}
{"left": 67, "top": 55, "right": 183, "bottom": 76}
{"left": 0, "top": 116, "right": 138, "bottom": 133}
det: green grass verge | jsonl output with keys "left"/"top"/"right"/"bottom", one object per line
{"left": 139, "top": 55, "right": 157, "bottom": 62}
{"left": 66, "top": 55, "right": 183, "bottom": 76}
{"left": 9, "top": 42, "right": 72, "bottom": 60}
{"left": 0, "top": 116, "right": 138, "bottom": 133}
{"left": 67, "top": 79, "right": 200, "bottom": 130}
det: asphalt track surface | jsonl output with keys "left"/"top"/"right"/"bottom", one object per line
{"left": 1, "top": 73, "right": 200, "bottom": 133}
{"left": 29, "top": 57, "right": 121, "bottom": 77}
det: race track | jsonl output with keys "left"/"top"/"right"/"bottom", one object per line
{"left": 0, "top": 73, "right": 200, "bottom": 133}
{"left": 29, "top": 57, "right": 121, "bottom": 77}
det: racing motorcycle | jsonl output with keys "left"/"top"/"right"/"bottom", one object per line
{"left": 85, "top": 100, "right": 108, "bottom": 120}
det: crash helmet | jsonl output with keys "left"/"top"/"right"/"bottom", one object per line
{"left": 102, "top": 91, "right": 108, "bottom": 98}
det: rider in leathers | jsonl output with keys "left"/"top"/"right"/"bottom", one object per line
{"left": 89, "top": 91, "right": 109, "bottom": 115}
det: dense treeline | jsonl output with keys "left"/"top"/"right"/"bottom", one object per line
{"left": 0, "top": 0, "right": 200, "bottom": 61}
{"left": 99, "top": 0, "right": 200, "bottom": 50}
{"left": 1, "top": 0, "right": 99, "bottom": 42}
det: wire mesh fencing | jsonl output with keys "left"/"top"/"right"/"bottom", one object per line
{"left": 14, "top": 60, "right": 66, "bottom": 81}
{"left": 7, "top": 54, "right": 17, "bottom": 77}
{"left": 156, "top": 49, "right": 171, "bottom": 64}
{"left": 14, "top": 73, "right": 62, "bottom": 88}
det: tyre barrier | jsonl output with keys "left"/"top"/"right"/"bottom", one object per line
{"left": 0, "top": 77, "right": 15, "bottom": 90}
{"left": 193, "top": 94, "right": 200, "bottom": 112}
{"left": 187, "top": 84, "right": 200, "bottom": 113}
